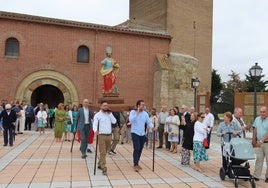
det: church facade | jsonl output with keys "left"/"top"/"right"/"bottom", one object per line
{"left": 0, "top": 0, "right": 213, "bottom": 111}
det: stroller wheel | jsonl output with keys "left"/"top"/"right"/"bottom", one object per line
{"left": 250, "top": 178, "right": 256, "bottom": 188}
{"left": 234, "top": 178, "right": 238, "bottom": 188}
{"left": 219, "top": 167, "right": 225, "bottom": 180}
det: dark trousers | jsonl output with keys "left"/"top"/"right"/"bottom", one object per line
{"left": 131, "top": 133, "right": 146, "bottom": 166}
{"left": 80, "top": 124, "right": 91, "bottom": 155}
{"left": 48, "top": 117, "right": 55, "bottom": 128}
{"left": 3, "top": 127, "right": 14, "bottom": 145}
{"left": 207, "top": 129, "right": 212, "bottom": 148}
{"left": 158, "top": 124, "right": 164, "bottom": 147}
{"left": 25, "top": 117, "right": 33, "bottom": 130}
{"left": 164, "top": 132, "right": 170, "bottom": 149}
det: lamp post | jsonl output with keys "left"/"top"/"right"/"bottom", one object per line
{"left": 249, "top": 62, "right": 263, "bottom": 120}
{"left": 191, "top": 77, "right": 200, "bottom": 109}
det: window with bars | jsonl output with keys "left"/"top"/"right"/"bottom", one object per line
{"left": 5, "top": 37, "right": 19, "bottom": 57}
{"left": 77, "top": 45, "right": 89, "bottom": 63}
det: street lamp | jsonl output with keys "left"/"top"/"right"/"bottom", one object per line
{"left": 191, "top": 77, "right": 200, "bottom": 109}
{"left": 249, "top": 62, "right": 263, "bottom": 120}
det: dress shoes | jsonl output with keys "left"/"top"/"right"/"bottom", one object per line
{"left": 265, "top": 178, "right": 268, "bottom": 183}
{"left": 87, "top": 149, "right": 92, "bottom": 153}
{"left": 3, "top": 144, "right": 7, "bottom": 146}
{"left": 253, "top": 177, "right": 259, "bottom": 181}
{"left": 102, "top": 171, "right": 107, "bottom": 176}
{"left": 81, "top": 154, "right": 87, "bottom": 159}
{"left": 133, "top": 165, "right": 139, "bottom": 172}
{"left": 109, "top": 150, "right": 116, "bottom": 155}
{"left": 10, "top": 144, "right": 13, "bottom": 147}
{"left": 156, "top": 146, "right": 162, "bottom": 149}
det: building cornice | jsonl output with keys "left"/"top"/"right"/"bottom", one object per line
{"left": 0, "top": 11, "right": 171, "bottom": 40}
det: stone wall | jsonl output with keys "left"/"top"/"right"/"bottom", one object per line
{"left": 154, "top": 53, "right": 198, "bottom": 110}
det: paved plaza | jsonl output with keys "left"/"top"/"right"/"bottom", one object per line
{"left": 0, "top": 129, "right": 267, "bottom": 188}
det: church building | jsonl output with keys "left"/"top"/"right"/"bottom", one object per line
{"left": 0, "top": 0, "right": 213, "bottom": 111}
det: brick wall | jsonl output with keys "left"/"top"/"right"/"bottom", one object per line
{"left": 0, "top": 15, "right": 170, "bottom": 108}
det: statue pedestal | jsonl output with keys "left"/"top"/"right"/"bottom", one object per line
{"left": 98, "top": 93, "right": 133, "bottom": 112}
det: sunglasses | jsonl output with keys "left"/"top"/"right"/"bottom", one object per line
{"left": 200, "top": 116, "right": 205, "bottom": 118}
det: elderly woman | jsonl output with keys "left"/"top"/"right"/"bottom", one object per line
{"left": 193, "top": 112, "right": 209, "bottom": 172}
{"left": 217, "top": 111, "right": 242, "bottom": 175}
{"left": 165, "top": 108, "right": 180, "bottom": 153}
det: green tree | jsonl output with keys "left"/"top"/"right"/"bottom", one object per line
{"left": 226, "top": 70, "right": 247, "bottom": 92}
{"left": 245, "top": 71, "right": 268, "bottom": 92}
{"left": 211, "top": 69, "right": 223, "bottom": 95}
{"left": 210, "top": 69, "right": 234, "bottom": 117}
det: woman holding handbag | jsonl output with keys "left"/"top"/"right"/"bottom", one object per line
{"left": 193, "top": 112, "right": 209, "bottom": 172}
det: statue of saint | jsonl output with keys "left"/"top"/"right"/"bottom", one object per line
{"left": 100, "top": 46, "right": 120, "bottom": 94}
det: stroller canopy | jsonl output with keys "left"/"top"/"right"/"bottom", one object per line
{"left": 230, "top": 137, "right": 255, "bottom": 160}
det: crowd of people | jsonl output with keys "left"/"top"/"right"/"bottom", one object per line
{"left": 1, "top": 100, "right": 268, "bottom": 182}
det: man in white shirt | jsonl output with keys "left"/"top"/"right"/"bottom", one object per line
{"left": 93, "top": 101, "right": 116, "bottom": 175}
{"left": 203, "top": 107, "right": 214, "bottom": 148}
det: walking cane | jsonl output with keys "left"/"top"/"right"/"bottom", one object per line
{"left": 94, "top": 119, "right": 100, "bottom": 175}
{"left": 152, "top": 117, "right": 156, "bottom": 172}
{"left": 70, "top": 123, "right": 78, "bottom": 153}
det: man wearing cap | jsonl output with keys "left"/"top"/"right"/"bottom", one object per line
{"left": 0, "top": 104, "right": 17, "bottom": 146}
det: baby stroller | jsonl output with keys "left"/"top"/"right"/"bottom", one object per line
{"left": 219, "top": 133, "right": 256, "bottom": 188}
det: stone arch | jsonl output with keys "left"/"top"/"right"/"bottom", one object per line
{"left": 15, "top": 70, "right": 79, "bottom": 105}
{"left": 0, "top": 31, "right": 25, "bottom": 46}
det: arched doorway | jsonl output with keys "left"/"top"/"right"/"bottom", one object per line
{"left": 14, "top": 70, "right": 79, "bottom": 106}
{"left": 31, "top": 85, "right": 64, "bottom": 108}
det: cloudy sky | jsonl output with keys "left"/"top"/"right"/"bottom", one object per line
{"left": 0, "top": 0, "right": 267, "bottom": 82}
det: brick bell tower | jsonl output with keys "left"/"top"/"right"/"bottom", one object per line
{"left": 128, "top": 0, "right": 213, "bottom": 111}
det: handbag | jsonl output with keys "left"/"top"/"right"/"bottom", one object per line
{"left": 203, "top": 138, "right": 209, "bottom": 149}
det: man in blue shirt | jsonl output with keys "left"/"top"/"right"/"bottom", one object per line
{"left": 129, "top": 99, "right": 156, "bottom": 172}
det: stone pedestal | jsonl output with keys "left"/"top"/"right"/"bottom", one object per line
{"left": 98, "top": 94, "right": 133, "bottom": 112}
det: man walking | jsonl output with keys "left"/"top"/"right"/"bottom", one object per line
{"left": 129, "top": 99, "right": 155, "bottom": 172}
{"left": 77, "top": 99, "right": 94, "bottom": 159}
{"left": 252, "top": 106, "right": 268, "bottom": 183}
{"left": 93, "top": 101, "right": 116, "bottom": 175}
{"left": 0, "top": 104, "right": 17, "bottom": 146}
{"left": 157, "top": 105, "right": 168, "bottom": 149}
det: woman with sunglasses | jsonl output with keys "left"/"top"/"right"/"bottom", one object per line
{"left": 193, "top": 112, "right": 209, "bottom": 172}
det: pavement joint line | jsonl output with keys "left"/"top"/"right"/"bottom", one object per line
{"left": 0, "top": 133, "right": 39, "bottom": 171}
{"left": 17, "top": 133, "right": 53, "bottom": 187}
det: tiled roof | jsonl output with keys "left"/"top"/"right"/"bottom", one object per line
{"left": 0, "top": 11, "right": 171, "bottom": 39}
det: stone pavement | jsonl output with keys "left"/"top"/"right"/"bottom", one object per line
{"left": 0, "top": 130, "right": 267, "bottom": 188}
